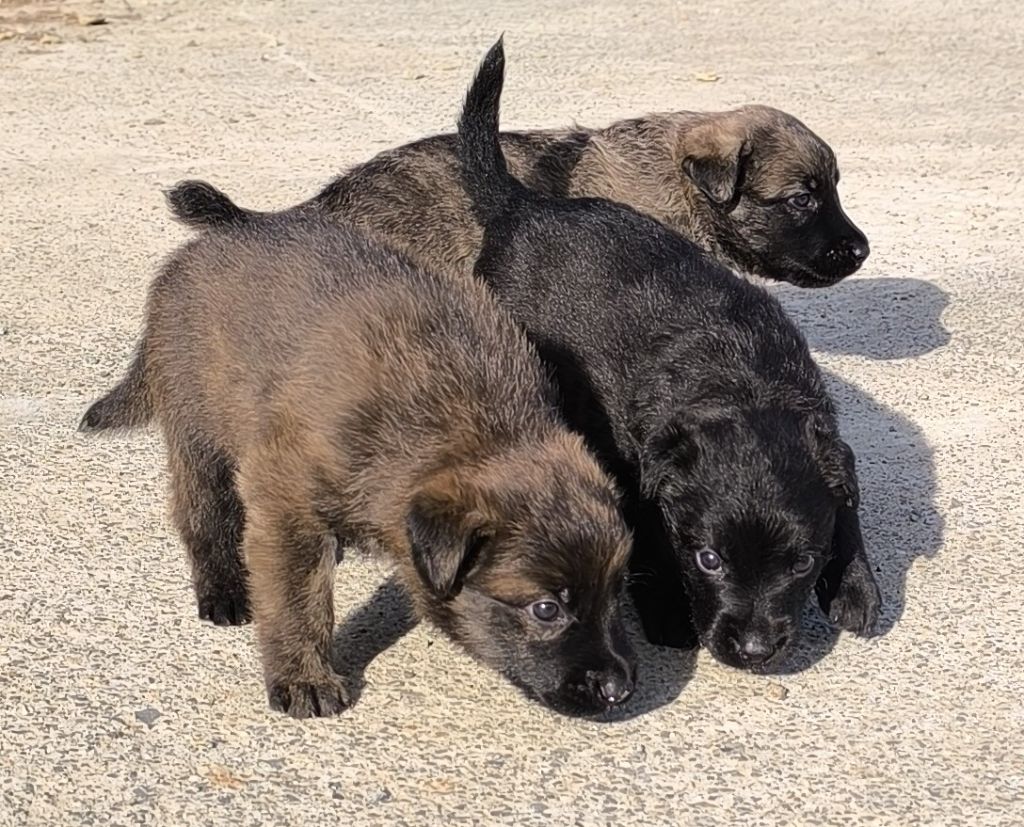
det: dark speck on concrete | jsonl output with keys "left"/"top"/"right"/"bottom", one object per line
{"left": 134, "top": 707, "right": 161, "bottom": 727}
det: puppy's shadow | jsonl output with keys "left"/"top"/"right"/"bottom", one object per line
{"left": 772, "top": 276, "right": 950, "bottom": 672}
{"left": 779, "top": 276, "right": 951, "bottom": 360}
{"left": 599, "top": 606, "right": 697, "bottom": 722}
{"left": 330, "top": 577, "right": 419, "bottom": 704}
{"left": 329, "top": 576, "right": 694, "bottom": 718}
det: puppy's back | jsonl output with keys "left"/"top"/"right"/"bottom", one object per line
{"left": 143, "top": 215, "right": 556, "bottom": 461}
{"left": 456, "top": 43, "right": 818, "bottom": 404}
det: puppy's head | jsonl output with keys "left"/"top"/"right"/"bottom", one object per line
{"left": 643, "top": 409, "right": 858, "bottom": 671}
{"left": 680, "top": 105, "right": 869, "bottom": 287}
{"left": 406, "top": 433, "right": 636, "bottom": 715}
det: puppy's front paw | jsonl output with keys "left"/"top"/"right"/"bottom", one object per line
{"left": 828, "top": 561, "right": 881, "bottom": 637}
{"left": 196, "top": 581, "right": 251, "bottom": 626}
{"left": 267, "top": 673, "right": 351, "bottom": 718}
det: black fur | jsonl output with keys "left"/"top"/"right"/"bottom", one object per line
{"left": 166, "top": 180, "right": 251, "bottom": 229}
{"left": 457, "top": 40, "right": 881, "bottom": 670}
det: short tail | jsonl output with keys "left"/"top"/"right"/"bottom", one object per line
{"left": 457, "top": 37, "right": 521, "bottom": 225}
{"left": 79, "top": 349, "right": 153, "bottom": 432}
{"left": 165, "top": 180, "right": 259, "bottom": 229}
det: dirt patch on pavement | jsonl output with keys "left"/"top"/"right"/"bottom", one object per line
{"left": 0, "top": 0, "right": 132, "bottom": 44}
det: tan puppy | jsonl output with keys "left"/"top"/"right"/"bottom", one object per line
{"left": 82, "top": 208, "right": 636, "bottom": 718}
{"left": 159, "top": 105, "right": 868, "bottom": 287}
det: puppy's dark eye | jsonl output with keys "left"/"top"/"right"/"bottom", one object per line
{"left": 530, "top": 601, "right": 562, "bottom": 622}
{"left": 696, "top": 548, "right": 722, "bottom": 574}
{"left": 793, "top": 554, "right": 816, "bottom": 575}
{"left": 788, "top": 193, "right": 813, "bottom": 210}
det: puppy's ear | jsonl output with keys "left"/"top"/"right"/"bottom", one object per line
{"left": 682, "top": 125, "right": 750, "bottom": 206}
{"left": 407, "top": 476, "right": 489, "bottom": 599}
{"left": 640, "top": 416, "right": 700, "bottom": 497}
{"left": 815, "top": 505, "right": 881, "bottom": 636}
{"left": 807, "top": 421, "right": 881, "bottom": 634}
{"left": 808, "top": 419, "right": 859, "bottom": 507}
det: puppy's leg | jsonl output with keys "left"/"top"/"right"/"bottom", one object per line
{"left": 816, "top": 505, "right": 882, "bottom": 636}
{"left": 167, "top": 432, "right": 249, "bottom": 625}
{"left": 241, "top": 480, "right": 348, "bottom": 718}
{"left": 629, "top": 499, "right": 698, "bottom": 649}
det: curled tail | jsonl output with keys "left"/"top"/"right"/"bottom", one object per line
{"left": 457, "top": 37, "right": 522, "bottom": 225}
{"left": 165, "top": 180, "right": 261, "bottom": 229}
{"left": 79, "top": 349, "right": 153, "bottom": 432}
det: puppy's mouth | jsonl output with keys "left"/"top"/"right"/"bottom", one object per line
{"left": 756, "top": 251, "right": 863, "bottom": 288}
{"left": 702, "top": 638, "right": 788, "bottom": 674}
{"left": 514, "top": 684, "right": 630, "bottom": 719}
{"left": 777, "top": 260, "right": 852, "bottom": 288}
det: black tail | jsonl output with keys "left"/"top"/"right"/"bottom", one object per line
{"left": 79, "top": 349, "right": 153, "bottom": 432}
{"left": 165, "top": 180, "right": 259, "bottom": 229}
{"left": 457, "top": 38, "right": 521, "bottom": 225}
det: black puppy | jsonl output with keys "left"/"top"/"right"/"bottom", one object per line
{"left": 456, "top": 40, "right": 881, "bottom": 669}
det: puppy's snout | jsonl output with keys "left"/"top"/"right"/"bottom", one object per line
{"left": 587, "top": 665, "right": 636, "bottom": 706}
{"left": 731, "top": 633, "right": 787, "bottom": 666}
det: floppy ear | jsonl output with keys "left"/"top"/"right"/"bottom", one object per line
{"left": 639, "top": 416, "right": 699, "bottom": 497}
{"left": 682, "top": 132, "right": 750, "bottom": 206}
{"left": 815, "top": 504, "right": 881, "bottom": 636}
{"left": 808, "top": 423, "right": 880, "bottom": 634}
{"left": 810, "top": 421, "right": 860, "bottom": 508}
{"left": 407, "top": 478, "right": 488, "bottom": 600}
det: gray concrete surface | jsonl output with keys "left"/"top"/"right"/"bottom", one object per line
{"left": 1, "top": 0, "right": 1022, "bottom": 824}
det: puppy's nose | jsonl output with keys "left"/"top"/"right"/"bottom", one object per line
{"left": 844, "top": 236, "right": 870, "bottom": 264}
{"left": 733, "top": 634, "right": 784, "bottom": 665}
{"left": 592, "top": 667, "right": 635, "bottom": 706}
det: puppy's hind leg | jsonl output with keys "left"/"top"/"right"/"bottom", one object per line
{"left": 167, "top": 432, "right": 250, "bottom": 626}
{"left": 239, "top": 466, "right": 349, "bottom": 718}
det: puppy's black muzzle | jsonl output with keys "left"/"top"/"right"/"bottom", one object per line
{"left": 819, "top": 209, "right": 870, "bottom": 282}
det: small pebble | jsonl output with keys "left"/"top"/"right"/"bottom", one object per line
{"left": 134, "top": 707, "right": 162, "bottom": 726}
{"left": 766, "top": 683, "right": 788, "bottom": 700}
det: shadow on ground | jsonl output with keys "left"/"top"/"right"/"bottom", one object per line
{"left": 330, "top": 575, "right": 695, "bottom": 719}
{"left": 330, "top": 577, "right": 419, "bottom": 705}
{"left": 771, "top": 275, "right": 950, "bottom": 673}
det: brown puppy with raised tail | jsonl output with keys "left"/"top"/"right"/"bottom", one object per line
{"left": 80, "top": 99, "right": 869, "bottom": 435}
{"left": 82, "top": 208, "right": 636, "bottom": 718}
{"left": 78, "top": 105, "right": 866, "bottom": 295}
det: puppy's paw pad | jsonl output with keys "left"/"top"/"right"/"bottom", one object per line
{"left": 268, "top": 675, "right": 351, "bottom": 718}
{"left": 196, "top": 585, "right": 251, "bottom": 626}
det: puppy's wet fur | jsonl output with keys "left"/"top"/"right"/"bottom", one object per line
{"left": 83, "top": 212, "right": 636, "bottom": 717}
{"left": 455, "top": 40, "right": 881, "bottom": 671}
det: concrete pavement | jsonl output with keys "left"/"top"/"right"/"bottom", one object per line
{"left": 1, "top": 0, "right": 1022, "bottom": 824}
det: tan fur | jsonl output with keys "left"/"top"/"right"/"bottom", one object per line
{"left": 305, "top": 105, "right": 846, "bottom": 280}
{"left": 98, "top": 214, "right": 634, "bottom": 717}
